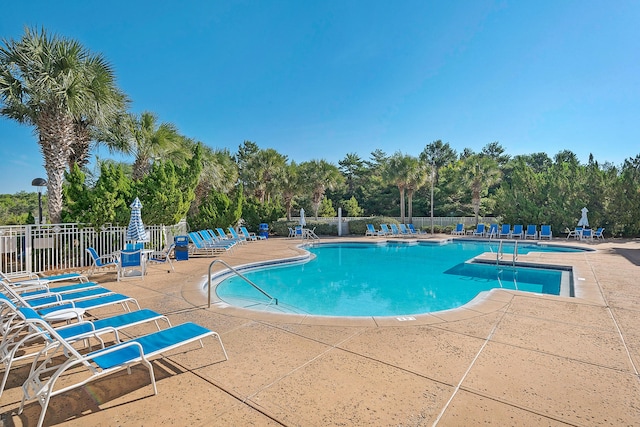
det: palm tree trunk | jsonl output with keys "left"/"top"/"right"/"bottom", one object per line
{"left": 407, "top": 190, "right": 414, "bottom": 224}
{"left": 399, "top": 186, "right": 406, "bottom": 223}
{"left": 37, "top": 108, "right": 74, "bottom": 224}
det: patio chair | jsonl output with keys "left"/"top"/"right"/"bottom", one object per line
{"left": 287, "top": 227, "right": 296, "bottom": 238}
{"left": 187, "top": 232, "right": 231, "bottom": 256}
{"left": 228, "top": 227, "right": 248, "bottom": 244}
{"left": 365, "top": 224, "right": 380, "bottom": 237}
{"left": 0, "top": 295, "right": 170, "bottom": 398}
{"left": 201, "top": 230, "right": 236, "bottom": 250}
{"left": 593, "top": 227, "right": 605, "bottom": 240}
{"left": 1, "top": 282, "right": 141, "bottom": 329}
{"left": 499, "top": 224, "right": 511, "bottom": 239}
{"left": 451, "top": 223, "right": 464, "bottom": 235}
{"left": 117, "top": 250, "right": 145, "bottom": 281}
{"left": 472, "top": 224, "right": 486, "bottom": 237}
{"left": 511, "top": 224, "right": 524, "bottom": 239}
{"left": 148, "top": 243, "right": 175, "bottom": 272}
{"left": 389, "top": 224, "right": 402, "bottom": 237}
{"left": 240, "top": 226, "right": 265, "bottom": 241}
{"left": 0, "top": 271, "right": 88, "bottom": 287}
{"left": 15, "top": 281, "right": 102, "bottom": 299}
{"left": 215, "top": 228, "right": 242, "bottom": 245}
{"left": 380, "top": 224, "right": 392, "bottom": 236}
{"left": 524, "top": 224, "right": 538, "bottom": 239}
{"left": 398, "top": 224, "right": 412, "bottom": 237}
{"left": 407, "top": 224, "right": 426, "bottom": 235}
{"left": 566, "top": 227, "right": 583, "bottom": 239}
{"left": 86, "top": 247, "right": 118, "bottom": 276}
{"left": 539, "top": 225, "right": 552, "bottom": 240}
{"left": 16, "top": 306, "right": 227, "bottom": 427}
{"left": 581, "top": 228, "right": 593, "bottom": 241}
{"left": 487, "top": 223, "right": 499, "bottom": 238}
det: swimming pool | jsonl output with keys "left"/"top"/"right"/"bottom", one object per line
{"left": 215, "top": 240, "right": 581, "bottom": 317}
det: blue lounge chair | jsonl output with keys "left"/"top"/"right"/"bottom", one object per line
{"left": 228, "top": 227, "right": 248, "bottom": 244}
{"left": 524, "top": 224, "right": 538, "bottom": 239}
{"left": 539, "top": 225, "right": 552, "bottom": 240}
{"left": 86, "top": 247, "right": 118, "bottom": 276}
{"left": 487, "top": 223, "right": 499, "bottom": 238}
{"left": 202, "top": 230, "right": 236, "bottom": 250}
{"left": 472, "top": 224, "right": 486, "bottom": 237}
{"left": 187, "top": 232, "right": 231, "bottom": 256}
{"left": 380, "top": 224, "right": 392, "bottom": 236}
{"left": 389, "top": 223, "right": 402, "bottom": 237}
{"left": 511, "top": 224, "right": 524, "bottom": 239}
{"left": 216, "top": 228, "right": 242, "bottom": 244}
{"left": 0, "top": 295, "right": 170, "bottom": 398}
{"left": 398, "top": 224, "right": 412, "bottom": 237}
{"left": 407, "top": 224, "right": 425, "bottom": 235}
{"left": 0, "top": 271, "right": 88, "bottom": 287}
{"left": 2, "top": 281, "right": 141, "bottom": 317}
{"left": 499, "top": 224, "right": 511, "bottom": 239}
{"left": 240, "top": 226, "right": 265, "bottom": 241}
{"left": 366, "top": 224, "right": 382, "bottom": 237}
{"left": 451, "top": 223, "right": 464, "bottom": 235}
{"left": 16, "top": 306, "right": 227, "bottom": 427}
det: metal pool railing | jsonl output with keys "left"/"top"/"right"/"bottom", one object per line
{"left": 207, "top": 259, "right": 278, "bottom": 309}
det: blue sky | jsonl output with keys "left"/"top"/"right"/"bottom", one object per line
{"left": 1, "top": 0, "right": 639, "bottom": 194}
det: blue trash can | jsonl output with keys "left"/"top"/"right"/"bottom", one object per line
{"left": 174, "top": 235, "right": 189, "bottom": 261}
{"left": 259, "top": 223, "right": 269, "bottom": 239}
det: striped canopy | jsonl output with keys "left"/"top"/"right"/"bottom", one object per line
{"left": 126, "top": 197, "right": 148, "bottom": 242}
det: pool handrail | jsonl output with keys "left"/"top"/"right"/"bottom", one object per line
{"left": 207, "top": 259, "right": 277, "bottom": 308}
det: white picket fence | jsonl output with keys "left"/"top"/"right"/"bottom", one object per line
{"left": 0, "top": 221, "right": 187, "bottom": 276}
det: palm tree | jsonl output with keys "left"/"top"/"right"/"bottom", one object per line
{"left": 384, "top": 152, "right": 413, "bottom": 223}
{"left": 462, "top": 154, "right": 502, "bottom": 225}
{"left": 236, "top": 144, "right": 287, "bottom": 203}
{"left": 0, "top": 28, "right": 126, "bottom": 223}
{"left": 299, "top": 160, "right": 343, "bottom": 219}
{"left": 281, "top": 162, "right": 300, "bottom": 220}
{"left": 125, "top": 112, "right": 182, "bottom": 180}
{"left": 405, "top": 157, "right": 428, "bottom": 224}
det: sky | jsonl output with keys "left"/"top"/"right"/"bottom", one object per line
{"left": 1, "top": 0, "right": 639, "bottom": 194}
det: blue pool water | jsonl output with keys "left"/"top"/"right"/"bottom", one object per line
{"left": 216, "top": 241, "right": 580, "bottom": 317}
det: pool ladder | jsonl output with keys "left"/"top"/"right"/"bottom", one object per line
{"left": 496, "top": 240, "right": 518, "bottom": 289}
{"left": 207, "top": 259, "right": 278, "bottom": 308}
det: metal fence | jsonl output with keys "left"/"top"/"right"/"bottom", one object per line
{"left": 295, "top": 216, "right": 497, "bottom": 234}
{"left": 0, "top": 221, "right": 187, "bottom": 276}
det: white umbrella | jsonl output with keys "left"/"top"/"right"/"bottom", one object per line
{"left": 577, "top": 207, "right": 589, "bottom": 227}
{"left": 299, "top": 208, "right": 306, "bottom": 227}
{"left": 126, "top": 197, "right": 149, "bottom": 242}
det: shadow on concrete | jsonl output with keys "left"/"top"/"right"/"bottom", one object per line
{"left": 613, "top": 248, "right": 640, "bottom": 266}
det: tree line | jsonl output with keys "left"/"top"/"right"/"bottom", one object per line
{"left": 2, "top": 28, "right": 640, "bottom": 236}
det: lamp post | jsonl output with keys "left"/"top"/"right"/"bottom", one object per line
{"left": 31, "top": 178, "right": 47, "bottom": 225}
{"left": 430, "top": 162, "right": 435, "bottom": 235}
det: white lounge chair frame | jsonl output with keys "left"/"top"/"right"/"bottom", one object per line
{"left": 17, "top": 307, "right": 227, "bottom": 427}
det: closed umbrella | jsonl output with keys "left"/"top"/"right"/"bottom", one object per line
{"left": 577, "top": 207, "right": 589, "bottom": 227}
{"left": 299, "top": 208, "right": 306, "bottom": 227}
{"left": 126, "top": 197, "right": 149, "bottom": 242}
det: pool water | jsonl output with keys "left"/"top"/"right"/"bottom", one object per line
{"left": 216, "top": 241, "right": 579, "bottom": 317}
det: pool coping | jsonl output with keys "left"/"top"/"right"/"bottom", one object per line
{"left": 203, "top": 238, "right": 602, "bottom": 327}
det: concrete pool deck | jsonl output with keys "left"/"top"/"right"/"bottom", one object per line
{"left": 2, "top": 235, "right": 640, "bottom": 425}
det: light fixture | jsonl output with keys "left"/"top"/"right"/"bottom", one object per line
{"left": 31, "top": 178, "right": 47, "bottom": 225}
